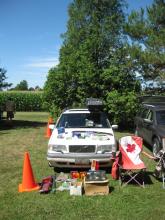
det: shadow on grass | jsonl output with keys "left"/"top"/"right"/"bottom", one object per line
{"left": 116, "top": 128, "right": 134, "bottom": 134}
{"left": 143, "top": 141, "right": 153, "bottom": 154}
{"left": 119, "top": 171, "right": 154, "bottom": 186}
{"left": 53, "top": 167, "right": 112, "bottom": 174}
{"left": 53, "top": 168, "right": 154, "bottom": 184}
{"left": 145, "top": 171, "right": 154, "bottom": 184}
{"left": 0, "top": 119, "right": 46, "bottom": 131}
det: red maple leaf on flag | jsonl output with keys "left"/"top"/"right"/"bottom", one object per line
{"left": 126, "top": 144, "right": 136, "bottom": 153}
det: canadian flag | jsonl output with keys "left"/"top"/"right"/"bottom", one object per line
{"left": 119, "top": 136, "right": 146, "bottom": 170}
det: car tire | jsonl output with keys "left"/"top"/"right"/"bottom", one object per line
{"left": 153, "top": 138, "right": 161, "bottom": 157}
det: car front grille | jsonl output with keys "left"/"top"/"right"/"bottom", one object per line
{"left": 69, "top": 145, "right": 95, "bottom": 153}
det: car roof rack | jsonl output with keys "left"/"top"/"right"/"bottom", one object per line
{"left": 86, "top": 98, "right": 103, "bottom": 111}
{"left": 141, "top": 95, "right": 165, "bottom": 106}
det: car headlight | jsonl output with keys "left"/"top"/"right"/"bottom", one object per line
{"left": 97, "top": 144, "right": 116, "bottom": 153}
{"left": 48, "top": 145, "right": 67, "bottom": 152}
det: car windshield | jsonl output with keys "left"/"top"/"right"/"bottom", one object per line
{"left": 156, "top": 110, "right": 165, "bottom": 125}
{"left": 56, "top": 112, "right": 111, "bottom": 128}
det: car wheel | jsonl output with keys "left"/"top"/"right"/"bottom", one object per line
{"left": 153, "top": 138, "right": 161, "bottom": 157}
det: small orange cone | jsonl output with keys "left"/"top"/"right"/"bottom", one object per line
{"left": 45, "top": 121, "right": 52, "bottom": 138}
{"left": 19, "top": 152, "right": 40, "bottom": 192}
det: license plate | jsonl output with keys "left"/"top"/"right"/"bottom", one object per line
{"left": 75, "top": 159, "right": 89, "bottom": 165}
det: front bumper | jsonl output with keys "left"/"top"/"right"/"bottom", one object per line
{"left": 47, "top": 152, "right": 114, "bottom": 168}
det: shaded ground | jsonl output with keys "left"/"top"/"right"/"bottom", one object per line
{"left": 0, "top": 112, "right": 48, "bottom": 131}
{"left": 0, "top": 119, "right": 45, "bottom": 130}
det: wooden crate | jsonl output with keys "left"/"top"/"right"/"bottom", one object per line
{"left": 84, "top": 179, "right": 109, "bottom": 196}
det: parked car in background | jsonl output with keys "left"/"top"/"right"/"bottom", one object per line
{"left": 134, "top": 102, "right": 165, "bottom": 156}
{"left": 47, "top": 99, "right": 118, "bottom": 169}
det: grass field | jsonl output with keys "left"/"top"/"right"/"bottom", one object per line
{"left": 0, "top": 112, "right": 165, "bottom": 220}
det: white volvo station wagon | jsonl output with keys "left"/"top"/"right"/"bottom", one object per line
{"left": 47, "top": 100, "right": 118, "bottom": 168}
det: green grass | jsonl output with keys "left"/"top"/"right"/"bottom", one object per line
{"left": 0, "top": 112, "right": 165, "bottom": 220}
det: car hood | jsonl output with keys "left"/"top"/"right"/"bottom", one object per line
{"left": 48, "top": 128, "right": 115, "bottom": 145}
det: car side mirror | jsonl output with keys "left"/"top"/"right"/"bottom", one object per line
{"left": 49, "top": 124, "right": 55, "bottom": 130}
{"left": 112, "top": 125, "right": 118, "bottom": 130}
{"left": 143, "top": 118, "right": 152, "bottom": 124}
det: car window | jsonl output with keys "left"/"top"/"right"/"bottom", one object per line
{"left": 147, "top": 110, "right": 153, "bottom": 121}
{"left": 56, "top": 112, "right": 111, "bottom": 128}
{"left": 141, "top": 108, "right": 149, "bottom": 119}
{"left": 156, "top": 111, "right": 165, "bottom": 125}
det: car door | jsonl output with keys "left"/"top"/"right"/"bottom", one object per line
{"left": 142, "top": 109, "right": 154, "bottom": 144}
{"left": 135, "top": 108, "right": 149, "bottom": 138}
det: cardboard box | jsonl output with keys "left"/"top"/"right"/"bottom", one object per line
{"left": 84, "top": 179, "right": 109, "bottom": 196}
{"left": 70, "top": 182, "right": 82, "bottom": 196}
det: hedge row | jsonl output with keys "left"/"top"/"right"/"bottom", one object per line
{"left": 0, "top": 91, "right": 46, "bottom": 111}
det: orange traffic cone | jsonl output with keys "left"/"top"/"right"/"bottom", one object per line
{"left": 19, "top": 152, "right": 40, "bottom": 192}
{"left": 45, "top": 121, "right": 52, "bottom": 138}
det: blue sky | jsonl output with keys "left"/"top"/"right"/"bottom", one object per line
{"left": 0, "top": 0, "right": 153, "bottom": 89}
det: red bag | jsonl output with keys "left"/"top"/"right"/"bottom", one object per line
{"left": 111, "top": 157, "right": 119, "bottom": 180}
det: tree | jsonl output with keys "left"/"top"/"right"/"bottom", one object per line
{"left": 28, "top": 87, "right": 35, "bottom": 91}
{"left": 44, "top": 0, "right": 141, "bottom": 126}
{"left": 125, "top": 0, "right": 165, "bottom": 81}
{"left": 34, "top": 86, "right": 42, "bottom": 91}
{"left": 45, "top": 0, "right": 126, "bottom": 105}
{"left": 44, "top": 67, "right": 69, "bottom": 114}
{"left": 59, "top": 0, "right": 127, "bottom": 102}
{"left": 0, "top": 68, "right": 12, "bottom": 91}
{"left": 100, "top": 45, "right": 141, "bottom": 127}
{"left": 14, "top": 80, "right": 28, "bottom": 91}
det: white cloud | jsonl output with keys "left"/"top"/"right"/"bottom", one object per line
{"left": 25, "top": 56, "right": 59, "bottom": 68}
{"left": 9, "top": 70, "right": 48, "bottom": 88}
{"left": 12, "top": 55, "right": 59, "bottom": 88}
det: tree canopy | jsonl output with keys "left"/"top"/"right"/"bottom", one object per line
{"left": 125, "top": 0, "right": 165, "bottom": 81}
{"left": 14, "top": 80, "right": 28, "bottom": 91}
{"left": 0, "top": 68, "right": 12, "bottom": 91}
{"left": 44, "top": 0, "right": 141, "bottom": 126}
{"left": 58, "top": 0, "right": 127, "bottom": 102}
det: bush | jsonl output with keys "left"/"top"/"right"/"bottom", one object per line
{"left": 105, "top": 90, "right": 140, "bottom": 128}
{"left": 0, "top": 91, "right": 45, "bottom": 111}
